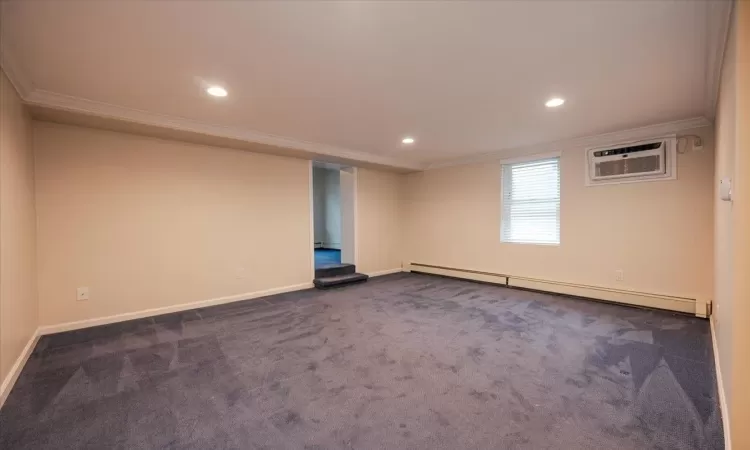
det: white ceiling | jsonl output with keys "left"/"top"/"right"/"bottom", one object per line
{"left": 0, "top": 0, "right": 731, "bottom": 170}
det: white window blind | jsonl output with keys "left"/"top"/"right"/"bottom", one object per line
{"left": 501, "top": 157, "right": 560, "bottom": 245}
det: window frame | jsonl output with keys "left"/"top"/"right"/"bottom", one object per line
{"left": 500, "top": 152, "right": 561, "bottom": 246}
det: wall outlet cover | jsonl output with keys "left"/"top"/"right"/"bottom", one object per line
{"left": 77, "top": 287, "right": 89, "bottom": 301}
{"left": 693, "top": 137, "right": 704, "bottom": 151}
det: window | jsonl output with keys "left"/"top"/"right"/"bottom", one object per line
{"left": 501, "top": 157, "right": 560, "bottom": 245}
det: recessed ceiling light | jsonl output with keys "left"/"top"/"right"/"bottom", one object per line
{"left": 206, "top": 86, "right": 228, "bottom": 97}
{"left": 545, "top": 97, "right": 565, "bottom": 108}
{"left": 402, "top": 137, "right": 415, "bottom": 144}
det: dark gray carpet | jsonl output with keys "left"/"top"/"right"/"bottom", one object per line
{"left": 0, "top": 273, "right": 723, "bottom": 449}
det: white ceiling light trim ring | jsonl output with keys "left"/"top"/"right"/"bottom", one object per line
{"left": 206, "top": 85, "right": 228, "bottom": 97}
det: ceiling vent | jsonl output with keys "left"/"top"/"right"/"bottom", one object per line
{"left": 585, "top": 136, "right": 677, "bottom": 186}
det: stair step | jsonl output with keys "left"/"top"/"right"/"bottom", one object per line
{"left": 313, "top": 272, "right": 369, "bottom": 289}
{"left": 315, "top": 263, "right": 356, "bottom": 279}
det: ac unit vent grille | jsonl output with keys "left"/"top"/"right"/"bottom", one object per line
{"left": 586, "top": 136, "right": 676, "bottom": 186}
{"left": 595, "top": 154, "right": 662, "bottom": 178}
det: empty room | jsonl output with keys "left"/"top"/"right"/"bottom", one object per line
{"left": 0, "top": 1, "right": 747, "bottom": 449}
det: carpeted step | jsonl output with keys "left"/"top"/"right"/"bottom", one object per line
{"left": 315, "top": 263, "right": 356, "bottom": 279}
{"left": 313, "top": 272, "right": 369, "bottom": 289}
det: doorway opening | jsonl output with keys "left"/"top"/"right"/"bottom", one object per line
{"left": 311, "top": 162, "right": 356, "bottom": 270}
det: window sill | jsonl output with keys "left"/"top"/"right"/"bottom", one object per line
{"left": 500, "top": 240, "right": 560, "bottom": 246}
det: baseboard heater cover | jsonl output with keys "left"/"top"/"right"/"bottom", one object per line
{"left": 408, "top": 262, "right": 699, "bottom": 316}
{"left": 407, "top": 263, "right": 508, "bottom": 286}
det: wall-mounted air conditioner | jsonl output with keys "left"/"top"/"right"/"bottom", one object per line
{"left": 585, "top": 136, "right": 677, "bottom": 186}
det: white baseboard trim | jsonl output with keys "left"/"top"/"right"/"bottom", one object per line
{"left": 367, "top": 268, "right": 403, "bottom": 278}
{"left": 38, "top": 282, "right": 314, "bottom": 335}
{"left": 0, "top": 328, "right": 40, "bottom": 408}
{"left": 408, "top": 262, "right": 696, "bottom": 315}
{"left": 710, "top": 316, "right": 732, "bottom": 450}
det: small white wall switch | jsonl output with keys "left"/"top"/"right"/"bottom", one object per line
{"left": 720, "top": 178, "right": 732, "bottom": 201}
{"left": 77, "top": 287, "right": 89, "bottom": 301}
{"left": 615, "top": 270, "right": 624, "bottom": 282}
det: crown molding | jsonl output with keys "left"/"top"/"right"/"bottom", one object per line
{"left": 24, "top": 89, "right": 425, "bottom": 171}
{"left": 1, "top": 23, "right": 423, "bottom": 171}
{"left": 425, "top": 116, "right": 712, "bottom": 170}
{"left": 0, "top": 37, "right": 34, "bottom": 98}
{"left": 1, "top": 13, "right": 718, "bottom": 174}
{"left": 9, "top": 83, "right": 714, "bottom": 175}
{"left": 23, "top": 87, "right": 713, "bottom": 174}
{"left": 704, "top": 0, "right": 734, "bottom": 119}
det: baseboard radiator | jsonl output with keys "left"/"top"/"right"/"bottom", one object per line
{"left": 407, "top": 262, "right": 707, "bottom": 318}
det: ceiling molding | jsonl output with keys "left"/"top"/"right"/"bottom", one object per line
{"left": 24, "top": 89, "right": 424, "bottom": 171}
{"left": 704, "top": 0, "right": 734, "bottom": 119}
{"left": 0, "top": 36, "right": 423, "bottom": 172}
{"left": 425, "top": 116, "right": 712, "bottom": 170}
{"left": 0, "top": 37, "right": 34, "bottom": 98}
{"left": 1, "top": 2, "right": 722, "bottom": 175}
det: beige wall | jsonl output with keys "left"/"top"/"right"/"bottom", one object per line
{"left": 357, "top": 168, "right": 405, "bottom": 274}
{"left": 34, "top": 122, "right": 313, "bottom": 326}
{"left": 715, "top": 2, "right": 750, "bottom": 448}
{"left": 714, "top": 1, "right": 737, "bottom": 417}
{"left": 405, "top": 126, "right": 715, "bottom": 301}
{"left": 0, "top": 71, "right": 38, "bottom": 389}
{"left": 733, "top": 2, "right": 750, "bottom": 445}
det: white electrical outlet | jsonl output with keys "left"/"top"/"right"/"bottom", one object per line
{"left": 615, "top": 270, "right": 624, "bottom": 282}
{"left": 77, "top": 287, "right": 89, "bottom": 301}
